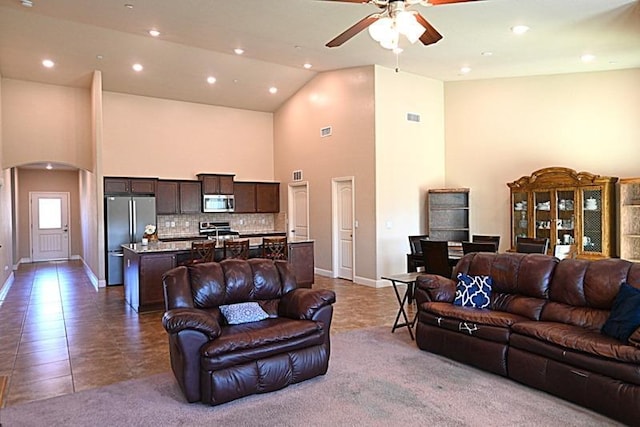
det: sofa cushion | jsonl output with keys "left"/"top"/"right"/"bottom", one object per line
{"left": 421, "top": 302, "right": 529, "bottom": 329}
{"left": 512, "top": 321, "right": 640, "bottom": 364}
{"left": 219, "top": 302, "right": 269, "bottom": 325}
{"left": 601, "top": 283, "right": 640, "bottom": 343}
{"left": 201, "top": 317, "right": 324, "bottom": 370}
{"left": 454, "top": 273, "right": 492, "bottom": 308}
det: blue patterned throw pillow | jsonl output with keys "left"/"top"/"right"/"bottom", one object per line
{"left": 602, "top": 283, "right": 640, "bottom": 343}
{"left": 219, "top": 302, "right": 269, "bottom": 325}
{"left": 454, "top": 273, "right": 493, "bottom": 309}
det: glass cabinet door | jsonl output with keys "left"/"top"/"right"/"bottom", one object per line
{"left": 533, "top": 190, "right": 551, "bottom": 241}
{"left": 581, "top": 187, "right": 603, "bottom": 254}
{"left": 512, "top": 191, "right": 529, "bottom": 246}
{"left": 555, "top": 189, "right": 576, "bottom": 246}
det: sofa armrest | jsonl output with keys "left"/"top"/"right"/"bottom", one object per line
{"left": 162, "top": 308, "right": 222, "bottom": 340}
{"left": 278, "top": 288, "right": 336, "bottom": 320}
{"left": 415, "top": 274, "right": 456, "bottom": 304}
{"left": 629, "top": 328, "right": 640, "bottom": 348}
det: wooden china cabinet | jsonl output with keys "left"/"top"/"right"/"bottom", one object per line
{"left": 507, "top": 167, "right": 617, "bottom": 259}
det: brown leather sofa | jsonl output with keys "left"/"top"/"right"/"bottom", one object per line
{"left": 162, "top": 258, "right": 336, "bottom": 405}
{"left": 414, "top": 252, "right": 640, "bottom": 425}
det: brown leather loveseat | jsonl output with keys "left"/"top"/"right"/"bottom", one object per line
{"left": 414, "top": 252, "right": 640, "bottom": 425}
{"left": 162, "top": 258, "right": 336, "bottom": 405}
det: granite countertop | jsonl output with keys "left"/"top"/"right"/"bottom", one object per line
{"left": 123, "top": 236, "right": 313, "bottom": 254}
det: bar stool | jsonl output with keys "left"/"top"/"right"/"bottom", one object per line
{"left": 183, "top": 240, "right": 216, "bottom": 265}
{"left": 261, "top": 236, "right": 287, "bottom": 260}
{"left": 223, "top": 239, "right": 250, "bottom": 260}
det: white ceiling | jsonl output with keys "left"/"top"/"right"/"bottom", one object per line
{"left": 0, "top": 0, "right": 639, "bottom": 113}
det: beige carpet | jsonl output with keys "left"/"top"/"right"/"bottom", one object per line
{"left": 0, "top": 327, "right": 620, "bottom": 426}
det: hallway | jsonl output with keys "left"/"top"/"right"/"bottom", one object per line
{"left": 0, "top": 260, "right": 413, "bottom": 407}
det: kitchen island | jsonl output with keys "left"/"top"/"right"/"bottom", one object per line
{"left": 122, "top": 239, "right": 314, "bottom": 312}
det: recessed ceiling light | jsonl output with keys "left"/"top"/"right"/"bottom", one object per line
{"left": 21, "top": 0, "right": 33, "bottom": 7}
{"left": 46, "top": 163, "right": 53, "bottom": 170}
{"left": 234, "top": 48, "right": 244, "bottom": 55}
{"left": 207, "top": 76, "right": 217, "bottom": 84}
{"left": 42, "top": 59, "right": 54, "bottom": 68}
{"left": 269, "top": 87, "right": 278, "bottom": 94}
{"left": 148, "top": 29, "right": 160, "bottom": 37}
{"left": 459, "top": 66, "right": 472, "bottom": 74}
{"left": 96, "top": 55, "right": 104, "bottom": 60}
{"left": 511, "top": 25, "right": 530, "bottom": 35}
{"left": 481, "top": 51, "right": 493, "bottom": 56}
{"left": 132, "top": 63, "right": 143, "bottom": 72}
{"left": 303, "top": 63, "right": 312, "bottom": 69}
{"left": 581, "top": 54, "right": 596, "bottom": 63}
{"left": 124, "top": 4, "right": 134, "bottom": 9}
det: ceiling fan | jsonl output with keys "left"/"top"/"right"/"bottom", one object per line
{"left": 324, "top": 0, "right": 481, "bottom": 49}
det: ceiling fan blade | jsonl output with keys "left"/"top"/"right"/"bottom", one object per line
{"left": 414, "top": 13, "right": 443, "bottom": 45}
{"left": 425, "top": 0, "right": 483, "bottom": 5}
{"left": 326, "top": 14, "right": 380, "bottom": 47}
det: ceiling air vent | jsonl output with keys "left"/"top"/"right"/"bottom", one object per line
{"left": 320, "top": 126, "right": 332, "bottom": 137}
{"left": 406, "top": 112, "right": 421, "bottom": 122}
{"left": 293, "top": 170, "right": 303, "bottom": 181}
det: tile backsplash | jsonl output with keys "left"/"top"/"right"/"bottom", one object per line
{"left": 157, "top": 213, "right": 280, "bottom": 239}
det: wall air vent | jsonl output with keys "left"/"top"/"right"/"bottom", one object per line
{"left": 407, "top": 112, "right": 421, "bottom": 122}
{"left": 293, "top": 170, "right": 303, "bottom": 181}
{"left": 320, "top": 126, "right": 332, "bottom": 137}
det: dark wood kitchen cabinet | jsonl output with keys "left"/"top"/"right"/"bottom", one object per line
{"left": 256, "top": 183, "right": 280, "bottom": 213}
{"left": 288, "top": 241, "right": 314, "bottom": 288}
{"left": 124, "top": 248, "right": 176, "bottom": 312}
{"left": 198, "top": 174, "right": 235, "bottom": 195}
{"left": 234, "top": 182, "right": 257, "bottom": 213}
{"left": 156, "top": 180, "right": 202, "bottom": 214}
{"left": 233, "top": 182, "right": 280, "bottom": 213}
{"left": 104, "top": 177, "right": 156, "bottom": 195}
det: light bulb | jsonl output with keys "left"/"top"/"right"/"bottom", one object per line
{"left": 368, "top": 17, "right": 394, "bottom": 43}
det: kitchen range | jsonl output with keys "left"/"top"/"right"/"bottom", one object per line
{"left": 198, "top": 221, "right": 240, "bottom": 243}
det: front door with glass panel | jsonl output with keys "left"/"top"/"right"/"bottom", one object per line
{"left": 30, "top": 192, "right": 70, "bottom": 261}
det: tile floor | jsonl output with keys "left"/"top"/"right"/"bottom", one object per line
{"left": 0, "top": 260, "right": 416, "bottom": 407}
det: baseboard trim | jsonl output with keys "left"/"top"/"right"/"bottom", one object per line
{"left": 354, "top": 276, "right": 389, "bottom": 288}
{"left": 0, "top": 271, "right": 15, "bottom": 301}
{"left": 80, "top": 259, "right": 100, "bottom": 291}
{"left": 314, "top": 267, "right": 333, "bottom": 277}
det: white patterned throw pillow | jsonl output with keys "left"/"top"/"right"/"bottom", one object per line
{"left": 219, "top": 302, "right": 269, "bottom": 325}
{"left": 453, "top": 273, "right": 493, "bottom": 309}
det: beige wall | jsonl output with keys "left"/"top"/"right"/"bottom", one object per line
{"left": 16, "top": 169, "right": 82, "bottom": 261}
{"left": 1, "top": 79, "right": 92, "bottom": 170}
{"left": 102, "top": 92, "right": 274, "bottom": 181}
{"left": 374, "top": 66, "right": 446, "bottom": 279}
{"left": 0, "top": 75, "right": 15, "bottom": 285}
{"left": 444, "top": 68, "right": 640, "bottom": 251}
{"left": 274, "top": 66, "right": 377, "bottom": 281}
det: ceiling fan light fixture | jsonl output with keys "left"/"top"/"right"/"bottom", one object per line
{"left": 396, "top": 11, "right": 425, "bottom": 44}
{"left": 368, "top": 17, "right": 394, "bottom": 43}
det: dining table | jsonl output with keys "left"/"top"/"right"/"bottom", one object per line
{"left": 406, "top": 243, "right": 463, "bottom": 273}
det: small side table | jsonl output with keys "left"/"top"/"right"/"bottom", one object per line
{"left": 382, "top": 272, "right": 422, "bottom": 340}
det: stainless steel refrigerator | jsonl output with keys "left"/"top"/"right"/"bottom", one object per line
{"left": 106, "top": 196, "right": 156, "bottom": 285}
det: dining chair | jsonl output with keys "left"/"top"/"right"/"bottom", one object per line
{"left": 515, "top": 236, "right": 550, "bottom": 254}
{"left": 223, "top": 239, "right": 250, "bottom": 260}
{"left": 261, "top": 236, "right": 288, "bottom": 260}
{"left": 472, "top": 235, "right": 501, "bottom": 252}
{"left": 408, "top": 234, "right": 429, "bottom": 255}
{"left": 420, "top": 240, "right": 453, "bottom": 278}
{"left": 462, "top": 241, "right": 498, "bottom": 255}
{"left": 184, "top": 240, "right": 216, "bottom": 265}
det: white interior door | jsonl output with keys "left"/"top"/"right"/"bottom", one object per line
{"left": 288, "top": 183, "right": 309, "bottom": 242}
{"left": 30, "top": 192, "right": 70, "bottom": 261}
{"left": 334, "top": 178, "right": 354, "bottom": 280}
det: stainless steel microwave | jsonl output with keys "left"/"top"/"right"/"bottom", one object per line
{"left": 203, "top": 194, "right": 235, "bottom": 213}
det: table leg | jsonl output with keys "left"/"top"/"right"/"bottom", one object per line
{"left": 390, "top": 279, "right": 415, "bottom": 341}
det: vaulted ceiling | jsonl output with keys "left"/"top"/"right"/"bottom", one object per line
{"left": 0, "top": 0, "right": 639, "bottom": 112}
